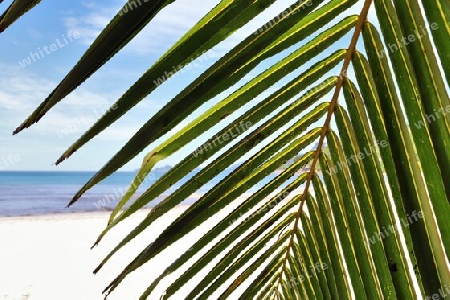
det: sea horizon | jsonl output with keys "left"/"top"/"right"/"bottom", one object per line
{"left": 0, "top": 168, "right": 287, "bottom": 217}
{"left": 0, "top": 170, "right": 179, "bottom": 217}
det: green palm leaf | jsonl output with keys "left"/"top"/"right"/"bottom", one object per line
{"left": 9, "top": 0, "right": 450, "bottom": 298}
{"left": 66, "top": 0, "right": 353, "bottom": 207}
{"left": 0, "top": 0, "right": 41, "bottom": 33}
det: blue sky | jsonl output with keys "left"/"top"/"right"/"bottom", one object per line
{"left": 0, "top": 0, "right": 375, "bottom": 171}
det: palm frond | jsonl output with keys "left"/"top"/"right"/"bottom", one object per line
{"left": 8, "top": 0, "right": 450, "bottom": 298}
{"left": 0, "top": 0, "right": 41, "bottom": 33}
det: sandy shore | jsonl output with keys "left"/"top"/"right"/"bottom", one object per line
{"left": 0, "top": 189, "right": 300, "bottom": 300}
{"left": 0, "top": 206, "right": 216, "bottom": 300}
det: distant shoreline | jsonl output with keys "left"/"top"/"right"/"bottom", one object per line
{"left": 0, "top": 206, "right": 196, "bottom": 220}
{"left": 0, "top": 204, "right": 196, "bottom": 219}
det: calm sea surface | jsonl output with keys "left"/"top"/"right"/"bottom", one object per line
{"left": 0, "top": 171, "right": 172, "bottom": 217}
{"left": 0, "top": 169, "right": 280, "bottom": 217}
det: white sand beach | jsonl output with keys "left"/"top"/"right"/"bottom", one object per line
{"left": 0, "top": 188, "right": 301, "bottom": 300}
{"left": 0, "top": 207, "right": 215, "bottom": 300}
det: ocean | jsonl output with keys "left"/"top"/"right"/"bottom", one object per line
{"left": 0, "top": 171, "right": 172, "bottom": 217}
{"left": 0, "top": 169, "right": 281, "bottom": 217}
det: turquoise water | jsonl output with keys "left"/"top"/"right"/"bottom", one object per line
{"left": 0, "top": 171, "right": 168, "bottom": 217}
{"left": 0, "top": 168, "right": 282, "bottom": 217}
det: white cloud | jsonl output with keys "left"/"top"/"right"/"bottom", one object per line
{"left": 124, "top": 0, "right": 220, "bottom": 55}
{"left": 0, "top": 64, "right": 120, "bottom": 137}
{"left": 60, "top": 0, "right": 377, "bottom": 59}
{"left": 62, "top": 4, "right": 118, "bottom": 46}
{"left": 98, "top": 125, "right": 140, "bottom": 141}
{"left": 1, "top": 0, "right": 390, "bottom": 171}
{"left": 0, "top": 65, "right": 53, "bottom": 113}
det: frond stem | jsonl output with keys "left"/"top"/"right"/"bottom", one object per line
{"left": 276, "top": 0, "right": 373, "bottom": 292}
